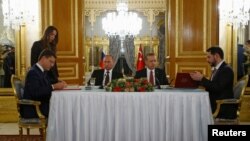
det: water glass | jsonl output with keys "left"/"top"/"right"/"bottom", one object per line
{"left": 90, "top": 78, "right": 96, "bottom": 86}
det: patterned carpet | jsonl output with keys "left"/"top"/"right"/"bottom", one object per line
{"left": 0, "top": 135, "right": 43, "bottom": 141}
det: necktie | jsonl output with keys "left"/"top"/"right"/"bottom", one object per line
{"left": 210, "top": 68, "right": 217, "bottom": 81}
{"left": 104, "top": 71, "right": 110, "bottom": 85}
{"left": 149, "top": 70, "right": 154, "bottom": 85}
{"left": 43, "top": 71, "right": 49, "bottom": 85}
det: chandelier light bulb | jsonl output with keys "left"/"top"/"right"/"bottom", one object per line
{"left": 220, "top": 0, "right": 250, "bottom": 27}
{"left": 2, "top": 0, "right": 37, "bottom": 30}
{"left": 102, "top": 2, "right": 142, "bottom": 38}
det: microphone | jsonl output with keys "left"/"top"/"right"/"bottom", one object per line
{"left": 169, "top": 79, "right": 174, "bottom": 86}
{"left": 85, "top": 77, "right": 92, "bottom": 90}
{"left": 155, "top": 76, "right": 161, "bottom": 89}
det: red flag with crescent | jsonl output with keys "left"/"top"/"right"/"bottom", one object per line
{"left": 136, "top": 45, "right": 145, "bottom": 71}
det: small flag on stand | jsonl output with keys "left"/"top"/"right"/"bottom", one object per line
{"left": 99, "top": 51, "right": 105, "bottom": 69}
{"left": 136, "top": 44, "right": 145, "bottom": 71}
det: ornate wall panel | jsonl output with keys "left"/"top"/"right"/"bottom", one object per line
{"left": 0, "top": 96, "right": 18, "bottom": 122}
{"left": 167, "top": 0, "right": 219, "bottom": 80}
{"left": 239, "top": 95, "right": 250, "bottom": 122}
{"left": 175, "top": 62, "right": 209, "bottom": 76}
{"left": 41, "top": 0, "right": 84, "bottom": 84}
{"left": 178, "top": 0, "right": 205, "bottom": 56}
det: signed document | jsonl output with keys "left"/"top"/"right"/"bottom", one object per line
{"left": 63, "top": 85, "right": 81, "bottom": 90}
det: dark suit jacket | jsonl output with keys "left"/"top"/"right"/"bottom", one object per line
{"left": 3, "top": 51, "right": 15, "bottom": 87}
{"left": 89, "top": 69, "right": 123, "bottom": 86}
{"left": 199, "top": 62, "right": 235, "bottom": 119}
{"left": 31, "top": 41, "right": 59, "bottom": 84}
{"left": 22, "top": 65, "right": 53, "bottom": 118}
{"left": 134, "top": 68, "right": 169, "bottom": 85}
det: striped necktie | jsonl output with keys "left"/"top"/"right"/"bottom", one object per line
{"left": 210, "top": 68, "right": 217, "bottom": 81}
{"left": 104, "top": 71, "right": 110, "bottom": 85}
{"left": 149, "top": 70, "right": 154, "bottom": 85}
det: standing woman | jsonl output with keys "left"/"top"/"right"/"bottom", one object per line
{"left": 31, "top": 26, "right": 60, "bottom": 84}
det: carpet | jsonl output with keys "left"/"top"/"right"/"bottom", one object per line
{"left": 0, "top": 135, "right": 43, "bottom": 141}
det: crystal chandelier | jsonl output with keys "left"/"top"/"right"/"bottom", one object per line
{"left": 1, "top": 0, "right": 37, "bottom": 30}
{"left": 220, "top": 0, "right": 250, "bottom": 27}
{"left": 102, "top": 1, "right": 142, "bottom": 38}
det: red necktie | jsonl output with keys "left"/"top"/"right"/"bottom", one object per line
{"left": 149, "top": 70, "right": 154, "bottom": 85}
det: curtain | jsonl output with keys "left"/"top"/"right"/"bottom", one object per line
{"left": 158, "top": 25, "right": 165, "bottom": 70}
{"left": 123, "top": 36, "right": 136, "bottom": 75}
{"left": 109, "top": 36, "right": 121, "bottom": 67}
{"left": 109, "top": 35, "right": 136, "bottom": 75}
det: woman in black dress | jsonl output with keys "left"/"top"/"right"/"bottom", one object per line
{"left": 31, "top": 26, "right": 60, "bottom": 84}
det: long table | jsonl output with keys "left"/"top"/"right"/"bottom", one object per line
{"left": 46, "top": 88, "right": 214, "bottom": 141}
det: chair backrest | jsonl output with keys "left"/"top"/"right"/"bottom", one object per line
{"left": 233, "top": 75, "right": 249, "bottom": 99}
{"left": 11, "top": 75, "right": 24, "bottom": 100}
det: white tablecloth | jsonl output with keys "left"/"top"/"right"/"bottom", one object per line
{"left": 47, "top": 88, "right": 214, "bottom": 141}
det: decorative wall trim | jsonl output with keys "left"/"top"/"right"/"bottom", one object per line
{"left": 175, "top": 62, "right": 208, "bottom": 76}
{"left": 85, "top": 9, "right": 105, "bottom": 27}
{"left": 84, "top": 0, "right": 166, "bottom": 26}
{"left": 57, "top": 63, "right": 79, "bottom": 80}
{"left": 137, "top": 9, "right": 165, "bottom": 29}
{"left": 85, "top": 0, "right": 166, "bottom": 10}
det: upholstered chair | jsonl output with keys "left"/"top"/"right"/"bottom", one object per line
{"left": 11, "top": 75, "right": 47, "bottom": 141}
{"left": 213, "top": 75, "right": 249, "bottom": 124}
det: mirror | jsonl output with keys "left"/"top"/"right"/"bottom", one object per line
{"left": 85, "top": 36, "right": 109, "bottom": 72}
{"left": 0, "top": 0, "right": 39, "bottom": 95}
{"left": 0, "top": 27, "right": 18, "bottom": 95}
{"left": 0, "top": 0, "right": 17, "bottom": 94}
{"left": 237, "top": 25, "right": 250, "bottom": 82}
{"left": 219, "top": 0, "right": 250, "bottom": 84}
{"left": 0, "top": 30, "right": 15, "bottom": 88}
{"left": 0, "top": 26, "right": 28, "bottom": 96}
{"left": 84, "top": 11, "right": 165, "bottom": 74}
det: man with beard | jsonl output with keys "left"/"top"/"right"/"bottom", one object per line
{"left": 190, "top": 46, "right": 235, "bottom": 119}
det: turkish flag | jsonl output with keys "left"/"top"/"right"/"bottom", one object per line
{"left": 136, "top": 45, "right": 145, "bottom": 71}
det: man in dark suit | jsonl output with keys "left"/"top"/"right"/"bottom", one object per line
{"left": 134, "top": 53, "right": 169, "bottom": 86}
{"left": 3, "top": 46, "right": 15, "bottom": 87}
{"left": 89, "top": 55, "right": 123, "bottom": 86}
{"left": 22, "top": 49, "right": 66, "bottom": 118}
{"left": 190, "top": 46, "right": 234, "bottom": 119}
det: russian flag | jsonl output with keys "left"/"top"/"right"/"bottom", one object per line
{"left": 99, "top": 51, "right": 105, "bottom": 69}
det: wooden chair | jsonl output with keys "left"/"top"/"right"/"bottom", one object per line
{"left": 213, "top": 75, "right": 249, "bottom": 124}
{"left": 11, "top": 75, "right": 47, "bottom": 140}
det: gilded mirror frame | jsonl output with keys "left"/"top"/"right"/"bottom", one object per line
{"left": 0, "top": 25, "right": 26, "bottom": 96}
{"left": 84, "top": 36, "right": 160, "bottom": 73}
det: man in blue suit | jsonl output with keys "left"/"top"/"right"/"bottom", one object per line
{"left": 135, "top": 53, "right": 169, "bottom": 86}
{"left": 22, "top": 49, "right": 66, "bottom": 118}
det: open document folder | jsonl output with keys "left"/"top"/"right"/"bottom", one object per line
{"left": 62, "top": 85, "right": 81, "bottom": 90}
{"left": 174, "top": 73, "right": 198, "bottom": 88}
